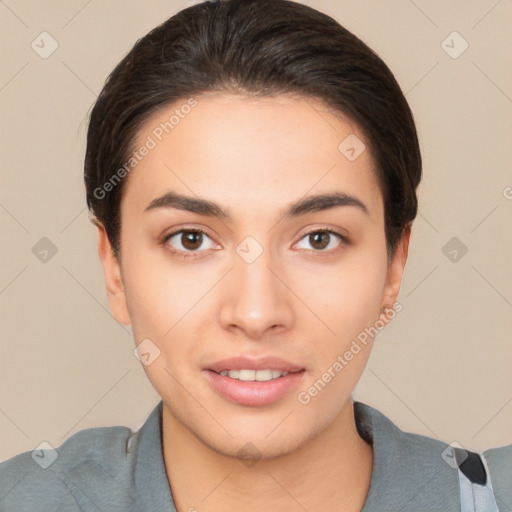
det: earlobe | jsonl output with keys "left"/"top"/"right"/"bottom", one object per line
{"left": 379, "top": 224, "right": 411, "bottom": 322}
{"left": 96, "top": 225, "right": 131, "bottom": 326}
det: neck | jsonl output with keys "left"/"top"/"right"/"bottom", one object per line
{"left": 161, "top": 398, "right": 373, "bottom": 512}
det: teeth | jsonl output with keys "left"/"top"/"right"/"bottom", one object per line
{"left": 238, "top": 369, "right": 255, "bottom": 381}
{"left": 218, "top": 369, "right": 289, "bottom": 381}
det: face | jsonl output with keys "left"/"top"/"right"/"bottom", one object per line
{"left": 98, "top": 93, "right": 408, "bottom": 459}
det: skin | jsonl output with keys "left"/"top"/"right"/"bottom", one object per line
{"left": 97, "top": 93, "right": 410, "bottom": 512}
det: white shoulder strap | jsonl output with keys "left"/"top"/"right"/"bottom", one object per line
{"left": 458, "top": 452, "right": 500, "bottom": 512}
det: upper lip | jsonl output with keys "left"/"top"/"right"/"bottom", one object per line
{"left": 205, "top": 356, "right": 305, "bottom": 373}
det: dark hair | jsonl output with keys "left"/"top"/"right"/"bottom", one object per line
{"left": 84, "top": 0, "right": 421, "bottom": 261}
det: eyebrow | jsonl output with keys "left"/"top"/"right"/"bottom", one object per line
{"left": 144, "top": 190, "right": 369, "bottom": 220}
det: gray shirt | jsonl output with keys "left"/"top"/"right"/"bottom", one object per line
{"left": 0, "top": 401, "right": 510, "bottom": 511}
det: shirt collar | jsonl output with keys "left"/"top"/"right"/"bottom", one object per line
{"left": 133, "top": 401, "right": 176, "bottom": 511}
{"left": 354, "top": 401, "right": 460, "bottom": 511}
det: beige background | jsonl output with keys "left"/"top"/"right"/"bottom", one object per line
{"left": 1, "top": 0, "right": 511, "bottom": 462}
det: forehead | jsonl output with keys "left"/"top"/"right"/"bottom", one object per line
{"left": 121, "top": 93, "right": 383, "bottom": 221}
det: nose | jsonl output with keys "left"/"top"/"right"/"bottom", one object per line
{"left": 217, "top": 246, "right": 294, "bottom": 340}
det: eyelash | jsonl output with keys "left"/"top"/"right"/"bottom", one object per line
{"left": 161, "top": 227, "right": 349, "bottom": 261}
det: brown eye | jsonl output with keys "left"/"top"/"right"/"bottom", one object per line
{"left": 295, "top": 229, "right": 347, "bottom": 254}
{"left": 163, "top": 228, "right": 216, "bottom": 259}
{"left": 308, "top": 231, "right": 330, "bottom": 250}
{"left": 181, "top": 231, "right": 204, "bottom": 250}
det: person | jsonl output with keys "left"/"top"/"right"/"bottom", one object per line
{"left": 0, "top": 0, "right": 510, "bottom": 510}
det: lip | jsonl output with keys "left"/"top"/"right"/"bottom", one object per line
{"left": 203, "top": 369, "right": 306, "bottom": 406}
{"left": 205, "top": 356, "right": 305, "bottom": 373}
{"left": 202, "top": 356, "right": 306, "bottom": 406}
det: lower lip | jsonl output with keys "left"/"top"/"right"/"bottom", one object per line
{"left": 203, "top": 370, "right": 306, "bottom": 406}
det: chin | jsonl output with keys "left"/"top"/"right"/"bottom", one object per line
{"left": 198, "top": 414, "right": 323, "bottom": 462}
{"left": 206, "top": 432, "right": 307, "bottom": 462}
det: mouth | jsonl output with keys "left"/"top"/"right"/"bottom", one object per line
{"left": 203, "top": 356, "right": 306, "bottom": 406}
{"left": 213, "top": 369, "right": 294, "bottom": 381}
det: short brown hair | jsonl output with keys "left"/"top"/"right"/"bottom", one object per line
{"left": 84, "top": 0, "right": 421, "bottom": 260}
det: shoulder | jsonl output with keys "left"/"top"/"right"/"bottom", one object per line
{"left": 0, "top": 424, "right": 138, "bottom": 512}
{"left": 355, "top": 400, "right": 461, "bottom": 470}
{"left": 354, "top": 401, "right": 511, "bottom": 511}
{"left": 483, "top": 444, "right": 512, "bottom": 509}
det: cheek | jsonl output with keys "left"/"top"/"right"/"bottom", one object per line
{"left": 294, "top": 251, "right": 388, "bottom": 345}
{"left": 295, "top": 257, "right": 387, "bottom": 410}
{"left": 122, "top": 259, "right": 205, "bottom": 391}
{"left": 121, "top": 239, "right": 194, "bottom": 334}
{"left": 122, "top": 252, "right": 217, "bottom": 377}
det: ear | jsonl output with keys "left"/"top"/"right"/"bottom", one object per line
{"left": 379, "top": 224, "right": 411, "bottom": 323}
{"left": 96, "top": 225, "right": 131, "bottom": 325}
